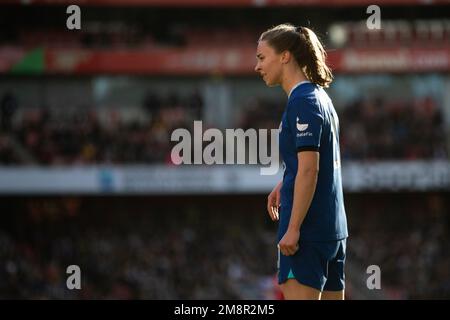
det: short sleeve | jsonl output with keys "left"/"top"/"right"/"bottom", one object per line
{"left": 286, "top": 96, "right": 323, "bottom": 152}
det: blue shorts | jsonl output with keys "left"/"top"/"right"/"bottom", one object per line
{"left": 277, "top": 238, "right": 347, "bottom": 292}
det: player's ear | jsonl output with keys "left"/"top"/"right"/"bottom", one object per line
{"left": 280, "top": 50, "right": 291, "bottom": 64}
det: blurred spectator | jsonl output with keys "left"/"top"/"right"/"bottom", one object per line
{"left": 0, "top": 133, "right": 20, "bottom": 164}
{"left": 142, "top": 90, "right": 162, "bottom": 117}
{"left": 1, "top": 91, "right": 18, "bottom": 132}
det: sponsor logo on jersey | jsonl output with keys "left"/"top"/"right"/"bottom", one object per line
{"left": 297, "top": 132, "right": 313, "bottom": 137}
{"left": 296, "top": 117, "right": 308, "bottom": 132}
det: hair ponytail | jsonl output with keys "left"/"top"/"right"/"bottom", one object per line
{"left": 259, "top": 24, "right": 333, "bottom": 88}
{"left": 299, "top": 27, "right": 333, "bottom": 88}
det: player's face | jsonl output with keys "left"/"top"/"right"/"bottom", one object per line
{"left": 255, "top": 40, "right": 283, "bottom": 87}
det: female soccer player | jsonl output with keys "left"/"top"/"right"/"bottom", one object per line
{"left": 255, "top": 24, "right": 348, "bottom": 300}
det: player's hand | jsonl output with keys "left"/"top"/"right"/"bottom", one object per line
{"left": 278, "top": 228, "right": 299, "bottom": 256}
{"left": 267, "top": 181, "right": 281, "bottom": 221}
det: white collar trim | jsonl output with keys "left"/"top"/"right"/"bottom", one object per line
{"left": 288, "top": 80, "right": 311, "bottom": 98}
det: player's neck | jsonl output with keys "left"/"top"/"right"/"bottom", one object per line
{"left": 282, "top": 69, "right": 308, "bottom": 97}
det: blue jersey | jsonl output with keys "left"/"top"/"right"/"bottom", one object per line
{"left": 278, "top": 82, "right": 348, "bottom": 241}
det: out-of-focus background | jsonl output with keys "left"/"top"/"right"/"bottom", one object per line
{"left": 0, "top": 0, "right": 449, "bottom": 300}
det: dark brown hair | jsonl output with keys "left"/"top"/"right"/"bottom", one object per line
{"left": 259, "top": 23, "right": 333, "bottom": 88}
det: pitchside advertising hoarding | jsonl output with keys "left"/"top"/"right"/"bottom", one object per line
{"left": 2, "top": 46, "right": 449, "bottom": 75}
{"left": 0, "top": 161, "right": 449, "bottom": 194}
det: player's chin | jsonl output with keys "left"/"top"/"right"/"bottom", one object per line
{"left": 263, "top": 76, "right": 277, "bottom": 87}
{"left": 266, "top": 80, "right": 278, "bottom": 87}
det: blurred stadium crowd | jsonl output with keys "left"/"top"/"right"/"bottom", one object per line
{"left": 0, "top": 197, "right": 277, "bottom": 299}
{"left": 348, "top": 193, "right": 450, "bottom": 299}
{"left": 0, "top": 90, "right": 202, "bottom": 165}
{"left": 0, "top": 193, "right": 448, "bottom": 299}
{"left": 0, "top": 90, "right": 448, "bottom": 165}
